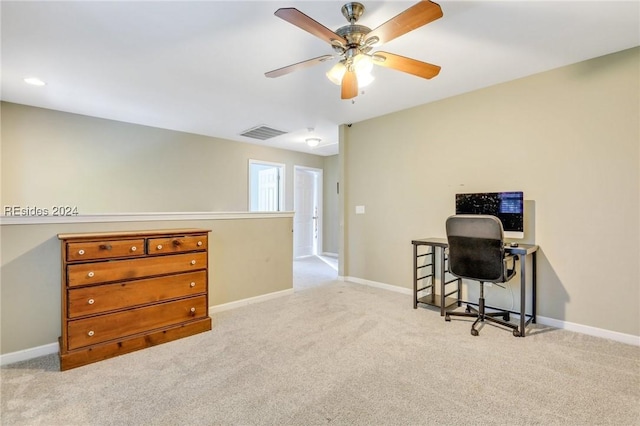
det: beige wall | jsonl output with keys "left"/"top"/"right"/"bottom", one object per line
{"left": 0, "top": 103, "right": 321, "bottom": 356}
{"left": 342, "top": 47, "right": 639, "bottom": 336}
{"left": 0, "top": 216, "right": 293, "bottom": 354}
{"left": 1, "top": 102, "right": 324, "bottom": 213}
{"left": 322, "top": 155, "right": 339, "bottom": 254}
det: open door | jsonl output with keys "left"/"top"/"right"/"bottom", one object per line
{"left": 294, "top": 166, "right": 322, "bottom": 258}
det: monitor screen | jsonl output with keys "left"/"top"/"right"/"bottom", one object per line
{"left": 455, "top": 191, "right": 524, "bottom": 238}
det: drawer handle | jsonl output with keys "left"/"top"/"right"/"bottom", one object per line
{"left": 99, "top": 244, "right": 112, "bottom": 250}
{"left": 190, "top": 260, "right": 196, "bottom": 265}
{"left": 87, "top": 298, "right": 95, "bottom": 305}
{"left": 173, "top": 240, "right": 181, "bottom": 246}
{"left": 131, "top": 246, "right": 137, "bottom": 252}
{"left": 157, "top": 244, "right": 163, "bottom": 250}
{"left": 87, "top": 271, "right": 95, "bottom": 278}
{"left": 78, "top": 249, "right": 85, "bottom": 255}
{"left": 197, "top": 241, "right": 203, "bottom": 247}
{"left": 190, "top": 307, "right": 196, "bottom": 313}
{"left": 87, "top": 330, "right": 95, "bottom": 337}
{"left": 190, "top": 282, "right": 196, "bottom": 288}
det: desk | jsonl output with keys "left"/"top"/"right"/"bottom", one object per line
{"left": 412, "top": 238, "right": 538, "bottom": 337}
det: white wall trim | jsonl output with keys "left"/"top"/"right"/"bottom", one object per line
{"left": 0, "top": 288, "right": 296, "bottom": 366}
{"left": 0, "top": 211, "right": 294, "bottom": 226}
{"left": 535, "top": 316, "right": 640, "bottom": 346}
{"left": 343, "top": 276, "right": 640, "bottom": 346}
{"left": 0, "top": 343, "right": 59, "bottom": 366}
{"left": 209, "top": 288, "right": 294, "bottom": 314}
{"left": 343, "top": 276, "right": 413, "bottom": 296}
{"left": 316, "top": 256, "right": 338, "bottom": 271}
{"left": 5, "top": 281, "right": 638, "bottom": 366}
{"left": 321, "top": 252, "right": 338, "bottom": 258}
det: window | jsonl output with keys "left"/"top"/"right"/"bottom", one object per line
{"left": 249, "top": 160, "right": 285, "bottom": 212}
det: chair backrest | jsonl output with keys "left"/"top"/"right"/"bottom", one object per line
{"left": 446, "top": 215, "right": 508, "bottom": 283}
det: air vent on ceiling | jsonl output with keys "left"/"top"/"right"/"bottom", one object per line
{"left": 240, "top": 125, "right": 287, "bottom": 140}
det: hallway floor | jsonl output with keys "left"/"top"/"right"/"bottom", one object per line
{"left": 293, "top": 255, "right": 338, "bottom": 291}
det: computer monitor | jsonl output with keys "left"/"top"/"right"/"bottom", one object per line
{"left": 455, "top": 191, "right": 524, "bottom": 239}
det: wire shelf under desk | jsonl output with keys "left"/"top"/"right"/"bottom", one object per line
{"left": 416, "top": 294, "right": 459, "bottom": 309}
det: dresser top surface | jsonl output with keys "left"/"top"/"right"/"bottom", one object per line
{"left": 58, "top": 228, "right": 211, "bottom": 241}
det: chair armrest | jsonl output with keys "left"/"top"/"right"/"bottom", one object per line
{"left": 503, "top": 254, "right": 517, "bottom": 280}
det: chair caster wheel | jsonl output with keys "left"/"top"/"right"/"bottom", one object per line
{"left": 445, "top": 315, "right": 451, "bottom": 322}
{"left": 513, "top": 329, "right": 521, "bottom": 337}
{"left": 465, "top": 306, "right": 471, "bottom": 313}
{"left": 503, "top": 313, "right": 510, "bottom": 321}
{"left": 471, "top": 329, "right": 479, "bottom": 336}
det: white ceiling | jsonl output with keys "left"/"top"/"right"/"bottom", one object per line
{"left": 2, "top": 1, "right": 638, "bottom": 156}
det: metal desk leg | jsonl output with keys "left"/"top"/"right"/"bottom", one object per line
{"left": 532, "top": 251, "right": 537, "bottom": 324}
{"left": 428, "top": 246, "right": 435, "bottom": 306}
{"left": 519, "top": 254, "right": 526, "bottom": 337}
{"left": 413, "top": 243, "right": 418, "bottom": 309}
{"left": 439, "top": 246, "right": 446, "bottom": 316}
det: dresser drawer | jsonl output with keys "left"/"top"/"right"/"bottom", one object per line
{"left": 66, "top": 239, "right": 145, "bottom": 262}
{"left": 67, "top": 252, "right": 207, "bottom": 287}
{"left": 148, "top": 234, "right": 207, "bottom": 255}
{"left": 67, "top": 295, "right": 208, "bottom": 350}
{"left": 68, "top": 270, "right": 207, "bottom": 318}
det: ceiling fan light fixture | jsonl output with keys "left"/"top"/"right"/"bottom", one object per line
{"left": 356, "top": 71, "right": 374, "bottom": 88}
{"left": 326, "top": 61, "right": 347, "bottom": 85}
{"left": 353, "top": 54, "right": 373, "bottom": 74}
{"left": 306, "top": 138, "right": 321, "bottom": 147}
{"left": 267, "top": 1, "right": 443, "bottom": 100}
{"left": 353, "top": 54, "right": 374, "bottom": 87}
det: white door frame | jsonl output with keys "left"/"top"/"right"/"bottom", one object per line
{"left": 293, "top": 165, "right": 323, "bottom": 259}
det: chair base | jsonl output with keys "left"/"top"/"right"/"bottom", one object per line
{"left": 445, "top": 299, "right": 521, "bottom": 337}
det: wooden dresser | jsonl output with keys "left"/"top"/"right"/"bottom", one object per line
{"left": 58, "top": 228, "right": 212, "bottom": 370}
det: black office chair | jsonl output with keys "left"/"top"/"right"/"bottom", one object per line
{"left": 444, "top": 215, "right": 519, "bottom": 336}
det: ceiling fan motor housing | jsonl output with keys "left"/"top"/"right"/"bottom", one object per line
{"left": 336, "top": 24, "right": 372, "bottom": 50}
{"left": 337, "top": 2, "right": 373, "bottom": 53}
{"left": 341, "top": 2, "right": 365, "bottom": 23}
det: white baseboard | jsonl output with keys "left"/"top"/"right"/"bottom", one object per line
{"left": 343, "top": 276, "right": 413, "bottom": 296}
{"left": 0, "top": 288, "right": 295, "bottom": 366}
{"left": 4, "top": 280, "right": 637, "bottom": 366}
{"left": 210, "top": 288, "right": 294, "bottom": 313}
{"left": 317, "top": 256, "right": 338, "bottom": 271}
{"left": 0, "top": 342, "right": 59, "bottom": 366}
{"left": 343, "top": 276, "right": 640, "bottom": 347}
{"left": 535, "top": 316, "right": 640, "bottom": 346}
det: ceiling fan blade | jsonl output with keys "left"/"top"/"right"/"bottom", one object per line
{"left": 341, "top": 70, "right": 358, "bottom": 100}
{"left": 372, "top": 51, "right": 441, "bottom": 79}
{"left": 265, "top": 55, "right": 335, "bottom": 78}
{"left": 366, "top": 0, "right": 443, "bottom": 46}
{"left": 275, "top": 8, "right": 347, "bottom": 47}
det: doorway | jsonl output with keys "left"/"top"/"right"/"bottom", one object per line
{"left": 293, "top": 166, "right": 322, "bottom": 259}
{"left": 248, "top": 160, "right": 285, "bottom": 212}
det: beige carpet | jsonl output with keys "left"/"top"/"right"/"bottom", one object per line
{"left": 1, "top": 256, "right": 638, "bottom": 425}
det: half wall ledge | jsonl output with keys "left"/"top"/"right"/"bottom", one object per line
{"left": 0, "top": 211, "right": 294, "bottom": 226}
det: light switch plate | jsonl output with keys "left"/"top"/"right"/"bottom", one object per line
{"left": 355, "top": 205, "right": 365, "bottom": 214}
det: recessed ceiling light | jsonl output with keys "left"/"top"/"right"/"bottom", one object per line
{"left": 24, "top": 77, "right": 46, "bottom": 86}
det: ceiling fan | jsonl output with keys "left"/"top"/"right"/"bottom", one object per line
{"left": 265, "top": 1, "right": 443, "bottom": 100}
